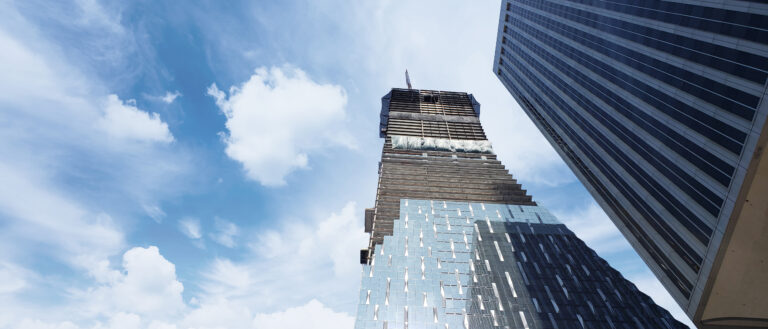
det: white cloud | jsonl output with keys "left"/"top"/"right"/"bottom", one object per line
{"left": 252, "top": 299, "right": 354, "bottom": 329}
{"left": 177, "top": 203, "right": 365, "bottom": 328}
{"left": 85, "top": 246, "right": 185, "bottom": 318}
{"left": 180, "top": 299, "right": 253, "bottom": 329}
{"left": 162, "top": 91, "right": 182, "bottom": 104}
{"left": 11, "top": 246, "right": 185, "bottom": 329}
{"left": 207, "top": 66, "right": 351, "bottom": 186}
{"left": 98, "top": 94, "right": 174, "bottom": 143}
{"left": 0, "top": 262, "right": 29, "bottom": 295}
{"left": 143, "top": 204, "right": 167, "bottom": 223}
{"left": 0, "top": 0, "right": 188, "bottom": 283}
{"left": 17, "top": 319, "right": 81, "bottom": 329}
{"left": 16, "top": 313, "right": 178, "bottom": 329}
{"left": 95, "top": 313, "right": 141, "bottom": 329}
{"left": 0, "top": 162, "right": 125, "bottom": 278}
{"left": 179, "top": 218, "right": 202, "bottom": 239}
{"left": 198, "top": 202, "right": 366, "bottom": 314}
{"left": 209, "top": 217, "right": 239, "bottom": 248}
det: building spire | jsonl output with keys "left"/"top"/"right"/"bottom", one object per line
{"left": 405, "top": 70, "right": 412, "bottom": 89}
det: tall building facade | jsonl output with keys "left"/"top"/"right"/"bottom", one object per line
{"left": 355, "top": 88, "right": 686, "bottom": 328}
{"left": 493, "top": 1, "right": 768, "bottom": 327}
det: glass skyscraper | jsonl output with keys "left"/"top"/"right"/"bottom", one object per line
{"left": 492, "top": 1, "right": 768, "bottom": 327}
{"left": 355, "top": 88, "right": 686, "bottom": 328}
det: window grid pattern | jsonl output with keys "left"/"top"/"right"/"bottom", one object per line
{"left": 355, "top": 200, "right": 686, "bottom": 329}
{"left": 493, "top": 0, "right": 768, "bottom": 308}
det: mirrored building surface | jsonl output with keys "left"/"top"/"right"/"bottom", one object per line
{"left": 355, "top": 200, "right": 686, "bottom": 329}
{"left": 492, "top": 1, "right": 768, "bottom": 327}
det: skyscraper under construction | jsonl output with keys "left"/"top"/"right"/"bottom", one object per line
{"left": 355, "top": 88, "right": 686, "bottom": 328}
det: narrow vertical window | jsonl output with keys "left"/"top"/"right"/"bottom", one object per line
{"left": 632, "top": 316, "right": 645, "bottom": 329}
{"left": 544, "top": 285, "right": 559, "bottom": 313}
{"left": 597, "top": 288, "right": 606, "bottom": 301}
{"left": 516, "top": 262, "right": 530, "bottom": 285}
{"left": 420, "top": 256, "right": 426, "bottom": 280}
{"left": 494, "top": 240, "right": 505, "bottom": 261}
{"left": 505, "top": 271, "right": 517, "bottom": 297}
{"left": 404, "top": 306, "right": 409, "bottom": 329}
{"left": 419, "top": 229, "right": 423, "bottom": 247}
{"left": 385, "top": 278, "right": 390, "bottom": 305}
{"left": 440, "top": 281, "right": 445, "bottom": 299}
{"left": 404, "top": 267, "right": 409, "bottom": 292}
{"left": 463, "top": 231, "right": 469, "bottom": 249}
{"left": 519, "top": 311, "right": 530, "bottom": 329}
{"left": 492, "top": 282, "right": 504, "bottom": 311}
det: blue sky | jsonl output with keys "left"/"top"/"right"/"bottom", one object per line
{"left": 0, "top": 0, "right": 693, "bottom": 328}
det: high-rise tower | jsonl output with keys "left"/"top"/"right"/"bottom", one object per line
{"left": 493, "top": 1, "right": 768, "bottom": 327}
{"left": 355, "top": 88, "right": 686, "bottom": 328}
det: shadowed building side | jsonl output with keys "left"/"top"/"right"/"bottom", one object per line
{"left": 493, "top": 1, "right": 768, "bottom": 327}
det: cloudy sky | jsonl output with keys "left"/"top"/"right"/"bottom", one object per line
{"left": 0, "top": 0, "right": 693, "bottom": 328}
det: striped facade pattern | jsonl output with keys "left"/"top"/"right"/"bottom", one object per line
{"left": 493, "top": 0, "right": 768, "bottom": 317}
{"left": 366, "top": 89, "right": 536, "bottom": 251}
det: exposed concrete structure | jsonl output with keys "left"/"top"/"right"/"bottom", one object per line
{"left": 364, "top": 88, "right": 535, "bottom": 255}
